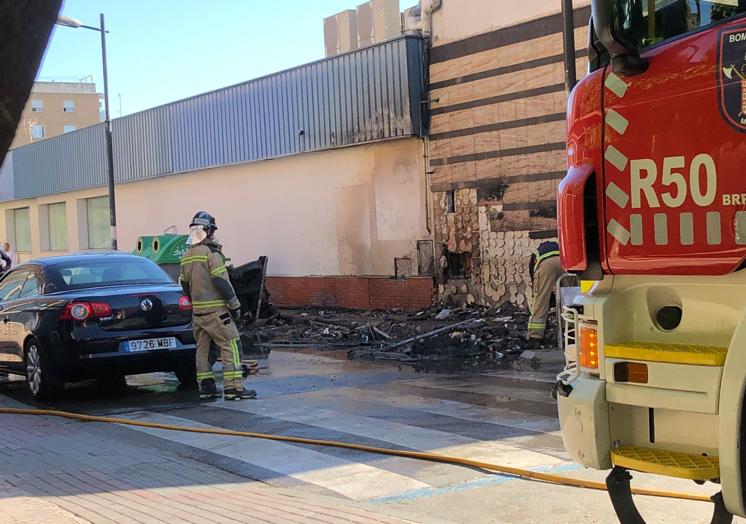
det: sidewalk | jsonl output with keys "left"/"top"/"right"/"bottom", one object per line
{"left": 0, "top": 394, "right": 410, "bottom": 524}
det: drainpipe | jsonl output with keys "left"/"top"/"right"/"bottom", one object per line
{"left": 561, "top": 0, "right": 577, "bottom": 92}
{"left": 419, "top": 0, "right": 441, "bottom": 275}
{"left": 421, "top": 0, "right": 443, "bottom": 42}
{"left": 424, "top": 139, "right": 433, "bottom": 235}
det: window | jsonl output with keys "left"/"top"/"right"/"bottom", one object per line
{"left": 31, "top": 125, "right": 45, "bottom": 139}
{"left": 614, "top": 0, "right": 746, "bottom": 49}
{"left": 86, "top": 197, "right": 110, "bottom": 249}
{"left": 445, "top": 190, "right": 456, "bottom": 213}
{"left": 442, "top": 246, "right": 472, "bottom": 279}
{"left": 19, "top": 274, "right": 41, "bottom": 299}
{"left": 48, "top": 202, "right": 68, "bottom": 251}
{"left": 48, "top": 258, "right": 171, "bottom": 291}
{"left": 13, "top": 208, "right": 31, "bottom": 252}
{"left": 63, "top": 125, "right": 77, "bottom": 133}
{"left": 63, "top": 100, "right": 75, "bottom": 112}
{"left": 31, "top": 99, "right": 43, "bottom": 112}
{"left": 0, "top": 271, "right": 31, "bottom": 302}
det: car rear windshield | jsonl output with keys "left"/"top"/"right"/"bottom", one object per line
{"left": 46, "top": 258, "right": 173, "bottom": 291}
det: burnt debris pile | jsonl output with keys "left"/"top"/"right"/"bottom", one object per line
{"left": 242, "top": 304, "right": 560, "bottom": 372}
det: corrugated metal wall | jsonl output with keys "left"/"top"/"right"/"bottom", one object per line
{"left": 13, "top": 124, "right": 108, "bottom": 199}
{"left": 5, "top": 36, "right": 424, "bottom": 201}
{"left": 0, "top": 153, "right": 14, "bottom": 202}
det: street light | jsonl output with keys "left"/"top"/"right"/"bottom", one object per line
{"left": 56, "top": 13, "right": 118, "bottom": 250}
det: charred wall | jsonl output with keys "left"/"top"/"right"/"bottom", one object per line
{"left": 428, "top": 7, "right": 590, "bottom": 306}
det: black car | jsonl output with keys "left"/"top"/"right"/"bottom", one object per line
{"left": 0, "top": 252, "right": 196, "bottom": 400}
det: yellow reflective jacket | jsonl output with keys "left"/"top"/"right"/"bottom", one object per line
{"left": 179, "top": 241, "right": 240, "bottom": 314}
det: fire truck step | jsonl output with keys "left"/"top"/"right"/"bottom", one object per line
{"left": 605, "top": 342, "right": 728, "bottom": 366}
{"left": 610, "top": 446, "right": 719, "bottom": 481}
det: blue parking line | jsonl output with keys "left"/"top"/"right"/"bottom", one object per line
{"left": 369, "top": 462, "right": 583, "bottom": 504}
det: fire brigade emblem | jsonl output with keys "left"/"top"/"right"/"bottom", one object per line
{"left": 718, "top": 26, "right": 746, "bottom": 133}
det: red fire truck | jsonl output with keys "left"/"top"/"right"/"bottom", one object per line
{"left": 557, "top": 0, "right": 746, "bottom": 521}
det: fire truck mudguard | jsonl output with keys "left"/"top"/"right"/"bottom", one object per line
{"left": 718, "top": 313, "right": 746, "bottom": 516}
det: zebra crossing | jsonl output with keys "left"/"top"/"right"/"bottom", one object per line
{"left": 108, "top": 357, "right": 574, "bottom": 505}
{"left": 2, "top": 350, "right": 723, "bottom": 522}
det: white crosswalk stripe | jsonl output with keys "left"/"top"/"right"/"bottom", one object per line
{"left": 216, "top": 400, "right": 566, "bottom": 468}
{"left": 121, "top": 410, "right": 429, "bottom": 500}
{"left": 110, "top": 378, "right": 573, "bottom": 503}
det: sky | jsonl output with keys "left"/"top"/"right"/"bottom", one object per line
{"left": 39, "top": 0, "right": 366, "bottom": 116}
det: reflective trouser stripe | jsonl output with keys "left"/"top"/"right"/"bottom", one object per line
{"left": 197, "top": 372, "right": 214, "bottom": 380}
{"left": 193, "top": 311, "right": 242, "bottom": 390}
{"left": 528, "top": 322, "right": 546, "bottom": 329}
{"left": 230, "top": 338, "right": 241, "bottom": 368}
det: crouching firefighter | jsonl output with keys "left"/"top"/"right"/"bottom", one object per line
{"left": 179, "top": 211, "right": 257, "bottom": 401}
{"left": 527, "top": 240, "right": 562, "bottom": 342}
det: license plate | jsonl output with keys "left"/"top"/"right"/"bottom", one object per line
{"left": 127, "top": 337, "right": 178, "bottom": 352}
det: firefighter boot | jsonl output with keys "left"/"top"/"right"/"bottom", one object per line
{"left": 199, "top": 378, "right": 221, "bottom": 400}
{"left": 223, "top": 388, "right": 257, "bottom": 400}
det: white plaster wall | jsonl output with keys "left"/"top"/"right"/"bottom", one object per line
{"left": 0, "top": 139, "right": 429, "bottom": 277}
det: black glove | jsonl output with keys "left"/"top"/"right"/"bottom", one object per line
{"left": 230, "top": 308, "right": 242, "bottom": 321}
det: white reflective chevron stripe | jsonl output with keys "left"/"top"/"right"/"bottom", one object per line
{"left": 605, "top": 145, "right": 629, "bottom": 171}
{"left": 736, "top": 211, "right": 746, "bottom": 245}
{"left": 630, "top": 214, "right": 643, "bottom": 246}
{"left": 680, "top": 212, "right": 694, "bottom": 245}
{"left": 607, "top": 219, "right": 631, "bottom": 245}
{"left": 654, "top": 213, "right": 669, "bottom": 246}
{"left": 606, "top": 109, "right": 629, "bottom": 135}
{"left": 706, "top": 212, "right": 722, "bottom": 245}
{"left": 605, "top": 182, "right": 629, "bottom": 208}
{"left": 605, "top": 73, "right": 629, "bottom": 98}
{"left": 607, "top": 213, "right": 745, "bottom": 248}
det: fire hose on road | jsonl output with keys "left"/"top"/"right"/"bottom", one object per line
{"left": 0, "top": 406, "right": 713, "bottom": 504}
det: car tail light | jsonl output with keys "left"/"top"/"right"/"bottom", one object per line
{"left": 578, "top": 323, "right": 599, "bottom": 372}
{"left": 61, "top": 301, "right": 113, "bottom": 321}
{"left": 178, "top": 295, "right": 192, "bottom": 311}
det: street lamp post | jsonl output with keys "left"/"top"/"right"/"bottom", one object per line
{"left": 56, "top": 14, "right": 118, "bottom": 250}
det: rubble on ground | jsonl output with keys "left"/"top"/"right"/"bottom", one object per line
{"left": 240, "top": 302, "right": 560, "bottom": 372}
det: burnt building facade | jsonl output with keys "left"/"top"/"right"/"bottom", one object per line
{"left": 427, "top": 5, "right": 590, "bottom": 307}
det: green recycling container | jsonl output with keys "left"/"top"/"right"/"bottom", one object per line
{"left": 133, "top": 234, "right": 190, "bottom": 281}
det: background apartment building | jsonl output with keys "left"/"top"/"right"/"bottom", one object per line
{"left": 10, "top": 81, "right": 102, "bottom": 148}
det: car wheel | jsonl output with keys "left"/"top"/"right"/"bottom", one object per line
{"left": 25, "top": 340, "right": 63, "bottom": 401}
{"left": 175, "top": 359, "right": 197, "bottom": 390}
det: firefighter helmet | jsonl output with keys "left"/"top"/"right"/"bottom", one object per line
{"left": 190, "top": 211, "right": 218, "bottom": 231}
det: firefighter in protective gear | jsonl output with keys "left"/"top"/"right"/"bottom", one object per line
{"left": 527, "top": 240, "right": 562, "bottom": 341}
{"left": 179, "top": 211, "right": 257, "bottom": 401}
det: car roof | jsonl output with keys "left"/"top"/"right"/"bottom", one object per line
{"left": 25, "top": 252, "right": 150, "bottom": 268}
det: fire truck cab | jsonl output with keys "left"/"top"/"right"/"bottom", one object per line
{"left": 557, "top": 0, "right": 746, "bottom": 520}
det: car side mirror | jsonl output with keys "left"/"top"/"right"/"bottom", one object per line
{"left": 591, "top": 0, "right": 649, "bottom": 76}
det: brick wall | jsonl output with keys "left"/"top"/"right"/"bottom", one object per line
{"left": 428, "top": 7, "right": 590, "bottom": 306}
{"left": 265, "top": 276, "right": 434, "bottom": 311}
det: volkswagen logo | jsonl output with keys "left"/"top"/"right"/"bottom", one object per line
{"left": 140, "top": 299, "right": 154, "bottom": 312}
